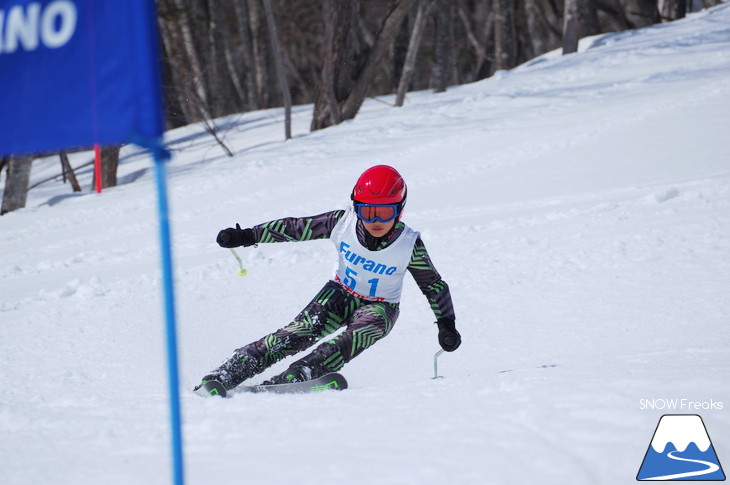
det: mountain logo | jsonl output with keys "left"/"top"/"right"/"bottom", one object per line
{"left": 637, "top": 414, "right": 726, "bottom": 481}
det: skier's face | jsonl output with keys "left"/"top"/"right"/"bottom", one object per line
{"left": 362, "top": 218, "right": 395, "bottom": 237}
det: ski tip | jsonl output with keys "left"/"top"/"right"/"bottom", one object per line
{"left": 312, "top": 373, "right": 348, "bottom": 392}
{"left": 194, "top": 379, "right": 227, "bottom": 398}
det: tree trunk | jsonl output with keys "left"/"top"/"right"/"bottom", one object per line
{"left": 478, "top": 6, "right": 497, "bottom": 79}
{"left": 158, "top": 0, "right": 193, "bottom": 126}
{"left": 205, "top": 0, "right": 232, "bottom": 116}
{"left": 59, "top": 152, "right": 82, "bottom": 192}
{"left": 594, "top": 0, "right": 632, "bottom": 30}
{"left": 514, "top": 0, "right": 535, "bottom": 63}
{"left": 100, "top": 146, "right": 121, "bottom": 189}
{"left": 564, "top": 0, "right": 601, "bottom": 54}
{"left": 233, "top": 0, "right": 261, "bottom": 110}
{"left": 248, "top": 0, "right": 272, "bottom": 108}
{"left": 157, "top": 0, "right": 212, "bottom": 124}
{"left": 701, "top": 0, "right": 722, "bottom": 8}
{"left": 584, "top": 0, "right": 601, "bottom": 36}
{"left": 494, "top": 0, "right": 518, "bottom": 71}
{"left": 659, "top": 0, "right": 687, "bottom": 21}
{"left": 310, "top": 0, "right": 359, "bottom": 131}
{"left": 91, "top": 146, "right": 121, "bottom": 190}
{"left": 263, "top": 0, "right": 292, "bottom": 139}
{"left": 622, "top": 0, "right": 659, "bottom": 28}
{"left": 563, "top": 0, "right": 580, "bottom": 53}
{"left": 432, "top": 0, "right": 455, "bottom": 93}
{"left": 171, "top": 0, "right": 211, "bottom": 119}
{"left": 312, "top": 0, "right": 419, "bottom": 130}
{"left": 338, "top": 0, "right": 419, "bottom": 123}
{"left": 1, "top": 156, "right": 33, "bottom": 215}
{"left": 457, "top": 2, "right": 492, "bottom": 79}
{"left": 396, "top": 0, "right": 435, "bottom": 106}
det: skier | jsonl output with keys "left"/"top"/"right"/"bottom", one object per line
{"left": 195, "top": 165, "right": 460, "bottom": 393}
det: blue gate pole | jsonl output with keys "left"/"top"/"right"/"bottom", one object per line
{"left": 152, "top": 149, "right": 185, "bottom": 485}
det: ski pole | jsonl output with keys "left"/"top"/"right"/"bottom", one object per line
{"left": 433, "top": 349, "right": 445, "bottom": 379}
{"left": 229, "top": 248, "right": 248, "bottom": 276}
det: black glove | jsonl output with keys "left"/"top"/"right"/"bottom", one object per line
{"left": 216, "top": 223, "right": 256, "bottom": 248}
{"left": 437, "top": 317, "right": 461, "bottom": 352}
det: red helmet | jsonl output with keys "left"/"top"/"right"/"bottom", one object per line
{"left": 351, "top": 165, "right": 407, "bottom": 205}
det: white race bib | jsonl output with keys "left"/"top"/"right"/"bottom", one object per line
{"left": 330, "top": 206, "right": 418, "bottom": 303}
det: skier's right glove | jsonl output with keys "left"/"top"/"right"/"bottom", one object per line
{"left": 437, "top": 317, "right": 461, "bottom": 352}
{"left": 216, "top": 223, "right": 256, "bottom": 248}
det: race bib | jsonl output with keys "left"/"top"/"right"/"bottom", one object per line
{"left": 330, "top": 207, "right": 418, "bottom": 302}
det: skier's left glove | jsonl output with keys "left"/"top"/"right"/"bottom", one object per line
{"left": 437, "top": 317, "right": 461, "bottom": 352}
{"left": 216, "top": 223, "right": 256, "bottom": 248}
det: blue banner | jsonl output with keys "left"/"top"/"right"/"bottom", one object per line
{"left": 0, "top": 4, "right": 184, "bottom": 485}
{"left": 0, "top": 0, "right": 164, "bottom": 155}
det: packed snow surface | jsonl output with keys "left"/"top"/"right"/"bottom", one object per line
{"left": 2, "top": 4, "right": 729, "bottom": 485}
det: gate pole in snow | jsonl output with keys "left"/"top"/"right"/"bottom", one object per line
{"left": 94, "top": 145, "right": 103, "bottom": 193}
{"left": 153, "top": 149, "right": 185, "bottom": 485}
{"left": 433, "top": 349, "right": 445, "bottom": 379}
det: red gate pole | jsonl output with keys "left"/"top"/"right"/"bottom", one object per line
{"left": 94, "top": 144, "right": 102, "bottom": 193}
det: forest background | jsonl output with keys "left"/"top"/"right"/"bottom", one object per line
{"left": 0, "top": 0, "right": 723, "bottom": 214}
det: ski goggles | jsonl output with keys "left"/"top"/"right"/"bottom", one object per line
{"left": 355, "top": 203, "right": 400, "bottom": 223}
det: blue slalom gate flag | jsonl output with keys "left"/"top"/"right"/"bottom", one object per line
{"left": 0, "top": 2, "right": 185, "bottom": 485}
{"left": 0, "top": 0, "right": 164, "bottom": 154}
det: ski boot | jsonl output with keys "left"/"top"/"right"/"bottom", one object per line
{"left": 193, "top": 375, "right": 227, "bottom": 398}
{"left": 194, "top": 351, "right": 261, "bottom": 397}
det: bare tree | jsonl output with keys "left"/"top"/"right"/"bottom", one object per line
{"left": 564, "top": 0, "right": 581, "bottom": 54}
{"left": 158, "top": 0, "right": 211, "bottom": 125}
{"left": 622, "top": 0, "right": 660, "bottom": 28}
{"left": 336, "top": 0, "right": 419, "bottom": 126}
{"left": 432, "top": 0, "right": 455, "bottom": 93}
{"left": 494, "top": 0, "right": 518, "bottom": 70}
{"left": 396, "top": 0, "right": 436, "bottom": 106}
{"left": 233, "top": 0, "right": 262, "bottom": 110}
{"left": 523, "top": 0, "right": 562, "bottom": 58}
{"left": 659, "top": 0, "right": 687, "bottom": 21}
{"left": 59, "top": 152, "right": 82, "bottom": 193}
{"left": 263, "top": 0, "right": 292, "bottom": 139}
{"left": 172, "top": 0, "right": 211, "bottom": 118}
{"left": 205, "top": 1, "right": 243, "bottom": 112}
{"left": 311, "top": 0, "right": 359, "bottom": 131}
{"left": 563, "top": 0, "right": 600, "bottom": 54}
{"left": 248, "top": 0, "right": 274, "bottom": 108}
{"left": 100, "top": 146, "right": 121, "bottom": 189}
{"left": 594, "top": 0, "right": 632, "bottom": 31}
{"left": 457, "top": 1, "right": 493, "bottom": 79}
{"left": 151, "top": 0, "right": 697, "bottom": 133}
{"left": 1, "top": 156, "right": 33, "bottom": 215}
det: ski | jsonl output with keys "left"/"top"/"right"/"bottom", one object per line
{"left": 239, "top": 372, "right": 348, "bottom": 394}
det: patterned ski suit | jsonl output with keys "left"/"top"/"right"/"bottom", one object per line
{"left": 210, "top": 209, "right": 455, "bottom": 389}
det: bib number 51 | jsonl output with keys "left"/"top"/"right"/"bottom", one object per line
{"left": 343, "top": 267, "right": 379, "bottom": 297}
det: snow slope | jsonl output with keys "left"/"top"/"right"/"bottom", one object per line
{"left": 2, "top": 4, "right": 730, "bottom": 485}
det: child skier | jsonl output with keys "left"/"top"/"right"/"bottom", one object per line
{"left": 195, "top": 165, "right": 460, "bottom": 393}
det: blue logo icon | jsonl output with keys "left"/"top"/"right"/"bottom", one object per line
{"left": 637, "top": 414, "right": 726, "bottom": 481}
